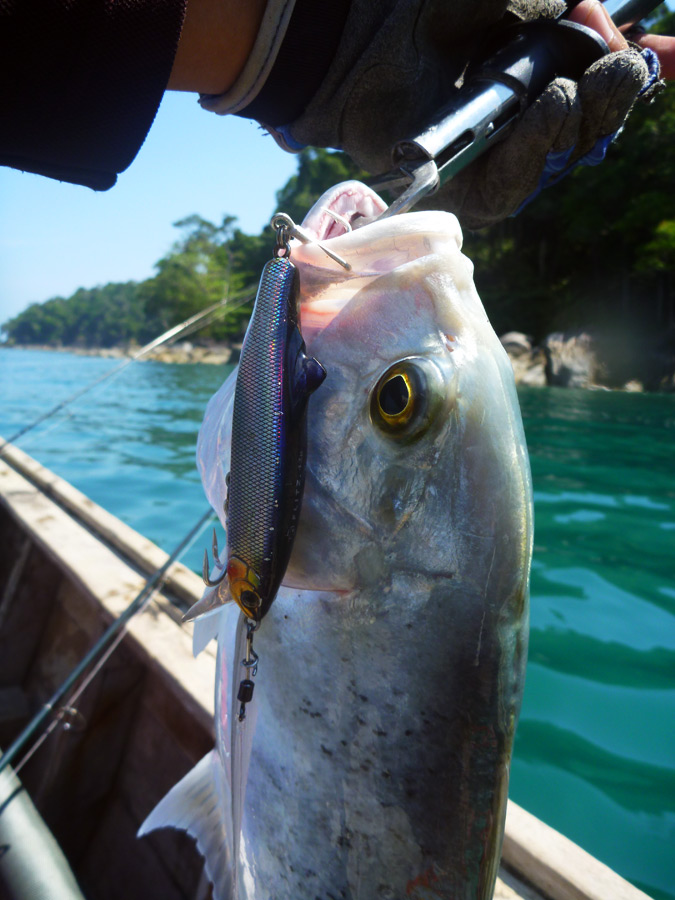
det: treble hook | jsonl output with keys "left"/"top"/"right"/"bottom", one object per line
{"left": 202, "top": 527, "right": 227, "bottom": 586}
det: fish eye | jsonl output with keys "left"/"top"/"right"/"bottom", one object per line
{"left": 379, "top": 374, "right": 411, "bottom": 418}
{"left": 370, "top": 357, "right": 445, "bottom": 443}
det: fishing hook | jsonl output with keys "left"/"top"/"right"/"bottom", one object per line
{"left": 202, "top": 527, "right": 227, "bottom": 586}
{"left": 238, "top": 618, "right": 260, "bottom": 720}
{"left": 270, "top": 213, "right": 351, "bottom": 271}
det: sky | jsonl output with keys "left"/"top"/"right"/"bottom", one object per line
{"left": 1, "top": 2, "right": 673, "bottom": 325}
{"left": 0, "top": 94, "right": 299, "bottom": 323}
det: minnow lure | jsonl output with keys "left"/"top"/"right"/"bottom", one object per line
{"left": 185, "top": 215, "right": 332, "bottom": 625}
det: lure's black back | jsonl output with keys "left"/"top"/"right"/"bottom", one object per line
{"left": 226, "top": 257, "right": 325, "bottom": 620}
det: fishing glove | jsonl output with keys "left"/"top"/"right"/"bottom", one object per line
{"left": 201, "top": 0, "right": 662, "bottom": 229}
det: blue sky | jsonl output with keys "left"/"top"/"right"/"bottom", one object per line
{"left": 0, "top": 94, "right": 299, "bottom": 323}
{"left": 1, "top": 1, "right": 672, "bottom": 325}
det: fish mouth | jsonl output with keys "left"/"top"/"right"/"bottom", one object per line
{"left": 301, "top": 181, "right": 388, "bottom": 242}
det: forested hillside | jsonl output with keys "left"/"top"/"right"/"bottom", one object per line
{"left": 3, "top": 11, "right": 674, "bottom": 349}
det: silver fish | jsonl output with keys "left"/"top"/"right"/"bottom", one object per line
{"left": 140, "top": 181, "right": 533, "bottom": 900}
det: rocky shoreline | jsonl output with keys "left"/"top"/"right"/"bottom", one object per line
{"left": 500, "top": 331, "right": 675, "bottom": 393}
{"left": 2, "top": 341, "right": 240, "bottom": 366}
{"left": 4, "top": 331, "right": 675, "bottom": 392}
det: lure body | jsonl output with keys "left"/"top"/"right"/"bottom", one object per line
{"left": 225, "top": 257, "right": 325, "bottom": 620}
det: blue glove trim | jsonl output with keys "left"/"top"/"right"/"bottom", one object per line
{"left": 265, "top": 123, "right": 307, "bottom": 153}
{"left": 576, "top": 131, "right": 615, "bottom": 168}
{"left": 512, "top": 131, "right": 616, "bottom": 215}
{"left": 638, "top": 47, "right": 660, "bottom": 96}
{"left": 512, "top": 47, "right": 659, "bottom": 217}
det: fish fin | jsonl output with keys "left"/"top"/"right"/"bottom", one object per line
{"left": 138, "top": 751, "right": 233, "bottom": 900}
{"left": 183, "top": 581, "right": 233, "bottom": 624}
{"left": 192, "top": 608, "right": 226, "bottom": 657}
{"left": 301, "top": 353, "right": 326, "bottom": 394}
{"left": 288, "top": 324, "right": 326, "bottom": 402}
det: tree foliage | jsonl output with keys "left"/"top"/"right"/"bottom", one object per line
{"left": 3, "top": 69, "right": 674, "bottom": 349}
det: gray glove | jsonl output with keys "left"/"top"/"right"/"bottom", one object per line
{"left": 287, "top": 1, "right": 564, "bottom": 169}
{"left": 202, "top": 0, "right": 660, "bottom": 228}
{"left": 442, "top": 45, "right": 658, "bottom": 228}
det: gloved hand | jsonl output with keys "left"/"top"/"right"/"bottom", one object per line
{"left": 441, "top": 42, "right": 660, "bottom": 228}
{"left": 201, "top": 0, "right": 661, "bottom": 228}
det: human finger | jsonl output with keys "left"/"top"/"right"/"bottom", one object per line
{"left": 567, "top": 0, "right": 629, "bottom": 52}
{"left": 633, "top": 32, "right": 675, "bottom": 80}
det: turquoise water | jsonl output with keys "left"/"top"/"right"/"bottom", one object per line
{"left": 2, "top": 348, "right": 674, "bottom": 899}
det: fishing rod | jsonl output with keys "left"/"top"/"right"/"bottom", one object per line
{"left": 372, "top": 0, "right": 664, "bottom": 217}
{"left": 0, "top": 507, "right": 216, "bottom": 779}
{"left": 1, "top": 285, "right": 256, "bottom": 450}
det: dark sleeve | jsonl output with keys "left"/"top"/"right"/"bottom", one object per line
{"left": 0, "top": 0, "right": 187, "bottom": 190}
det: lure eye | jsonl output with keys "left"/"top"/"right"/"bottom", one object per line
{"left": 370, "top": 357, "right": 446, "bottom": 443}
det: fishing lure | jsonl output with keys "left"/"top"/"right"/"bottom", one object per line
{"left": 185, "top": 215, "right": 343, "bottom": 627}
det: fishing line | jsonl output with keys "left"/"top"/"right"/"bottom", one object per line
{"left": 0, "top": 506, "right": 216, "bottom": 779}
{"left": 1, "top": 286, "right": 255, "bottom": 450}
{"left": 12, "top": 304, "right": 235, "bottom": 454}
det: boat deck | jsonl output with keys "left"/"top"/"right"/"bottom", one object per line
{"left": 0, "top": 439, "right": 654, "bottom": 900}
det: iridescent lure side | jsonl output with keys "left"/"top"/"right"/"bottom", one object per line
{"left": 226, "top": 256, "right": 325, "bottom": 620}
{"left": 189, "top": 255, "right": 325, "bottom": 623}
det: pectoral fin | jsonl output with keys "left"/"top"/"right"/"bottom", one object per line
{"left": 301, "top": 353, "right": 327, "bottom": 395}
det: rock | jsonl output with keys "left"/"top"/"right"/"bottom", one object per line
{"left": 623, "top": 379, "right": 644, "bottom": 393}
{"left": 500, "top": 332, "right": 547, "bottom": 387}
{"left": 659, "top": 372, "right": 675, "bottom": 393}
{"left": 500, "top": 332, "right": 532, "bottom": 358}
{"left": 542, "top": 332, "right": 600, "bottom": 389}
{"left": 199, "top": 350, "right": 232, "bottom": 365}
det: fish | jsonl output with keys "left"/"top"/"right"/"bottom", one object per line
{"left": 139, "top": 181, "right": 534, "bottom": 900}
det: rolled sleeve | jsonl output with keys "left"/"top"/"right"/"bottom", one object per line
{"left": 0, "top": 0, "right": 187, "bottom": 189}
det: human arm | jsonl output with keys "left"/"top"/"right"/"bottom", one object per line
{"left": 167, "top": 0, "right": 266, "bottom": 93}
{"left": 0, "top": 0, "right": 274, "bottom": 188}
{"left": 2, "top": 0, "right": 673, "bottom": 203}
{"left": 215, "top": 0, "right": 670, "bottom": 228}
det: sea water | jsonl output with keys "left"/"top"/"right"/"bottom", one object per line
{"left": 1, "top": 348, "right": 674, "bottom": 900}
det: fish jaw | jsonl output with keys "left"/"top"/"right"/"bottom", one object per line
{"left": 300, "top": 180, "right": 389, "bottom": 240}
{"left": 292, "top": 180, "right": 471, "bottom": 344}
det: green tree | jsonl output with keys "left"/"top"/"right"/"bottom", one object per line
{"left": 5, "top": 123, "right": 672, "bottom": 353}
